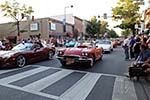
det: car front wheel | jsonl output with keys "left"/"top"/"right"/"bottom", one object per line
{"left": 61, "top": 61, "right": 66, "bottom": 66}
{"left": 48, "top": 51, "right": 54, "bottom": 60}
{"left": 88, "top": 55, "right": 95, "bottom": 68}
{"left": 16, "top": 55, "right": 26, "bottom": 68}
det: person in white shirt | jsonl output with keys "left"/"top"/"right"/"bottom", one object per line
{"left": 123, "top": 36, "right": 130, "bottom": 60}
{"left": 0, "top": 40, "right": 5, "bottom": 49}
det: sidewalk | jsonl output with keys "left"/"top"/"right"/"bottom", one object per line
{"left": 140, "top": 79, "right": 150, "bottom": 100}
{"left": 133, "top": 78, "right": 150, "bottom": 100}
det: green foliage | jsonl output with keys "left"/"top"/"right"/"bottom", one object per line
{"left": 112, "top": 0, "right": 144, "bottom": 33}
{"left": 100, "top": 20, "right": 108, "bottom": 35}
{"left": 121, "top": 29, "right": 132, "bottom": 36}
{"left": 0, "top": 0, "right": 34, "bottom": 36}
{"left": 86, "top": 16, "right": 101, "bottom": 37}
{"left": 0, "top": 0, "right": 34, "bottom": 21}
{"left": 108, "top": 29, "right": 119, "bottom": 38}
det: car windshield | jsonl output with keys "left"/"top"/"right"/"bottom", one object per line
{"left": 96, "top": 40, "right": 103, "bottom": 44}
{"left": 12, "top": 43, "right": 34, "bottom": 50}
{"left": 103, "top": 41, "right": 111, "bottom": 44}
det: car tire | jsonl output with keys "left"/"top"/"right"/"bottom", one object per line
{"left": 16, "top": 55, "right": 26, "bottom": 68}
{"left": 48, "top": 50, "right": 54, "bottom": 60}
{"left": 99, "top": 54, "right": 103, "bottom": 60}
{"left": 61, "top": 61, "right": 66, "bottom": 66}
{"left": 88, "top": 55, "right": 95, "bottom": 68}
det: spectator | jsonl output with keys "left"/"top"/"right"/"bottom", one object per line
{"left": 141, "top": 58, "right": 150, "bottom": 78}
{"left": 128, "top": 44, "right": 150, "bottom": 79}
{"left": 132, "top": 37, "right": 141, "bottom": 60}
{"left": 122, "top": 36, "right": 130, "bottom": 60}
{"left": 129, "top": 35, "right": 136, "bottom": 59}
{"left": 0, "top": 40, "right": 5, "bottom": 50}
{"left": 136, "top": 44, "right": 150, "bottom": 62}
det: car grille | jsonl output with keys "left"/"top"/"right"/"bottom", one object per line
{"left": 64, "top": 55, "right": 80, "bottom": 59}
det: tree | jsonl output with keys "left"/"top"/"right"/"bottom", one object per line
{"left": 108, "top": 29, "right": 119, "bottom": 38}
{"left": 73, "top": 28, "right": 79, "bottom": 40}
{"left": 0, "top": 0, "right": 34, "bottom": 37}
{"left": 100, "top": 20, "right": 109, "bottom": 35}
{"left": 112, "top": 0, "right": 144, "bottom": 35}
{"left": 86, "top": 16, "right": 101, "bottom": 37}
{"left": 121, "top": 29, "right": 132, "bottom": 36}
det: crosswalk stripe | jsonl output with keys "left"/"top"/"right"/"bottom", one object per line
{"left": 0, "top": 67, "right": 50, "bottom": 84}
{"left": 59, "top": 73, "right": 101, "bottom": 100}
{"left": 22, "top": 69, "right": 74, "bottom": 91}
{"left": 0, "top": 69, "right": 18, "bottom": 74}
{"left": 0, "top": 83, "right": 59, "bottom": 100}
{"left": 0, "top": 65, "right": 138, "bottom": 100}
{"left": 112, "top": 76, "right": 137, "bottom": 100}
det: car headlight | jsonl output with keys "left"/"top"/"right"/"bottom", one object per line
{"left": 57, "top": 51, "right": 64, "bottom": 55}
{"left": 82, "top": 52, "right": 88, "bottom": 56}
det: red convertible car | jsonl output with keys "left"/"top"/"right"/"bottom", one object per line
{"left": 56, "top": 42, "right": 103, "bottom": 67}
{"left": 0, "top": 42, "right": 55, "bottom": 68}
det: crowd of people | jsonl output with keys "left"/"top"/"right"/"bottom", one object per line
{"left": 123, "top": 34, "right": 150, "bottom": 80}
{"left": 0, "top": 39, "right": 13, "bottom": 50}
{"left": 0, "top": 36, "right": 48, "bottom": 50}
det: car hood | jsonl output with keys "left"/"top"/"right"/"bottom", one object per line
{"left": 64, "top": 48, "right": 89, "bottom": 56}
{"left": 0, "top": 50, "right": 21, "bottom": 57}
{"left": 97, "top": 44, "right": 111, "bottom": 49}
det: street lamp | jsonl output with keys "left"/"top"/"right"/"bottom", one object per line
{"left": 135, "top": 23, "right": 139, "bottom": 34}
{"left": 97, "top": 15, "right": 101, "bottom": 38}
{"left": 63, "top": 5, "right": 73, "bottom": 33}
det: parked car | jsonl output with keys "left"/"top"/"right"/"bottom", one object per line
{"left": 65, "top": 40, "right": 78, "bottom": 47}
{"left": 56, "top": 42, "right": 103, "bottom": 67}
{"left": 0, "top": 42, "right": 55, "bottom": 68}
{"left": 96, "top": 40, "right": 113, "bottom": 53}
{"left": 111, "top": 40, "right": 118, "bottom": 48}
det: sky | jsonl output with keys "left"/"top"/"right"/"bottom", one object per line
{"left": 0, "top": 0, "right": 118, "bottom": 22}
{"left": 0, "top": 0, "right": 149, "bottom": 34}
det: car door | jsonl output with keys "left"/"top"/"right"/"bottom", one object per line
{"left": 32, "top": 44, "right": 46, "bottom": 61}
{"left": 22, "top": 44, "right": 40, "bottom": 63}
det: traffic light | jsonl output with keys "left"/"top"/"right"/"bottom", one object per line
{"left": 103, "top": 13, "right": 107, "bottom": 19}
{"left": 21, "top": 13, "right": 24, "bottom": 19}
{"left": 32, "top": 16, "right": 34, "bottom": 21}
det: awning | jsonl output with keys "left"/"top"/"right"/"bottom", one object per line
{"left": 7, "top": 35, "right": 17, "bottom": 40}
{"left": 66, "top": 32, "right": 73, "bottom": 37}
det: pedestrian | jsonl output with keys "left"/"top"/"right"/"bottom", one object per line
{"left": 132, "top": 37, "right": 141, "bottom": 60}
{"left": 129, "top": 35, "right": 136, "bottom": 59}
{"left": 0, "top": 40, "right": 5, "bottom": 50}
{"left": 122, "top": 36, "right": 130, "bottom": 60}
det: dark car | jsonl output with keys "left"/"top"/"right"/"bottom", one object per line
{"left": 0, "top": 42, "right": 55, "bottom": 68}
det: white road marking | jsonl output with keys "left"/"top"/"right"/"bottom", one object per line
{"left": 22, "top": 69, "right": 73, "bottom": 91}
{"left": 59, "top": 73, "right": 101, "bottom": 100}
{"left": 0, "top": 65, "right": 138, "bottom": 100}
{"left": 0, "top": 83, "right": 59, "bottom": 100}
{"left": 0, "top": 67, "right": 49, "bottom": 84}
{"left": 112, "top": 76, "right": 137, "bottom": 100}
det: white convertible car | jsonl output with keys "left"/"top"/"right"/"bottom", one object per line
{"left": 96, "top": 40, "right": 113, "bottom": 53}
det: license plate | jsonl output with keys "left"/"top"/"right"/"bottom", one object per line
{"left": 66, "top": 58, "right": 74, "bottom": 63}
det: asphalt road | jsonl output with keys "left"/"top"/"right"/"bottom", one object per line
{"left": 0, "top": 46, "right": 149, "bottom": 100}
{"left": 35, "top": 46, "right": 131, "bottom": 76}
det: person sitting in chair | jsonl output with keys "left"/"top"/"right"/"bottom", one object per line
{"left": 128, "top": 44, "right": 150, "bottom": 80}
